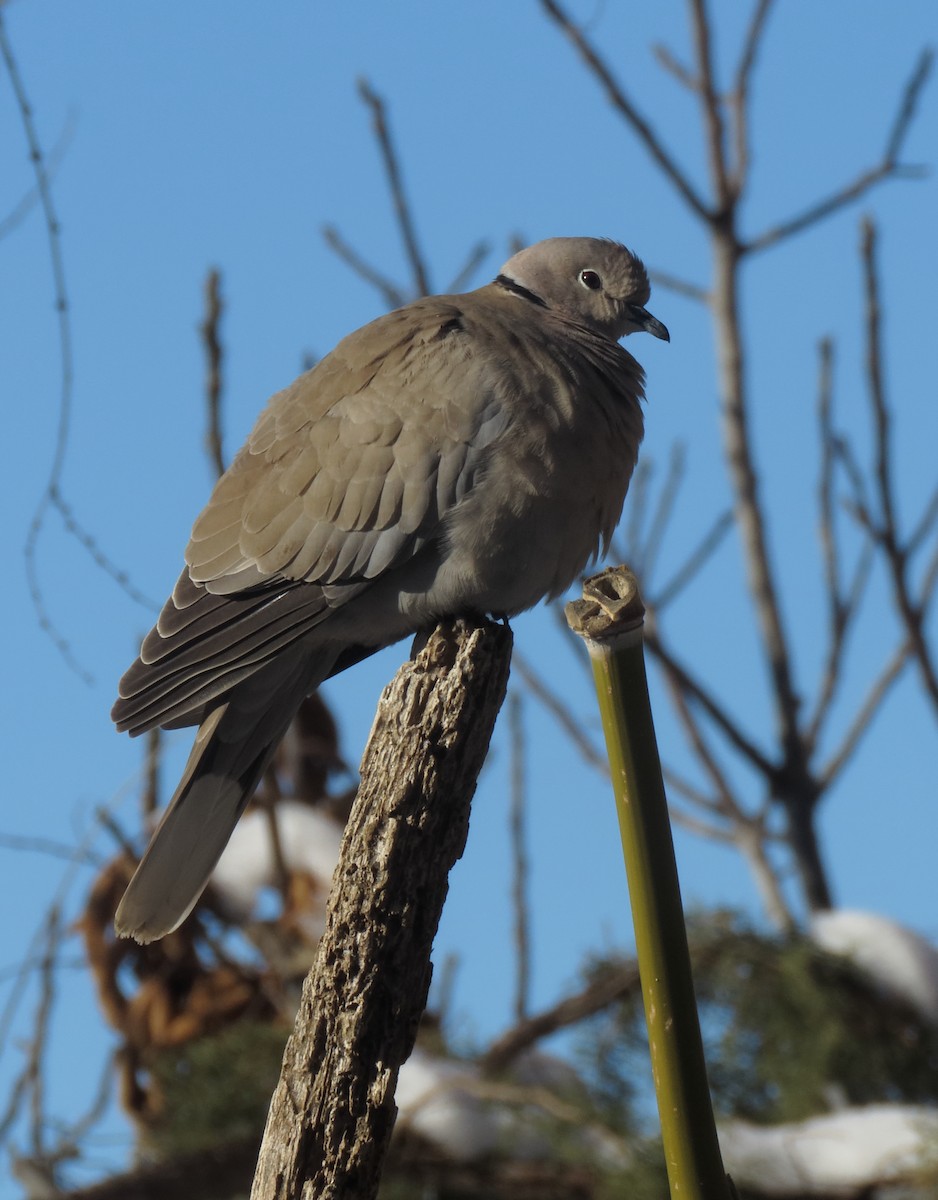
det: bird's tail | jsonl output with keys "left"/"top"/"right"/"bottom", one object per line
{"left": 115, "top": 651, "right": 329, "bottom": 943}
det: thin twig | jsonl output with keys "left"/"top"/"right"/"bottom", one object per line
{"left": 652, "top": 43, "right": 698, "bottom": 92}
{"left": 0, "top": 113, "right": 74, "bottom": 240}
{"left": 481, "top": 960, "right": 641, "bottom": 1073}
{"left": 622, "top": 458, "right": 652, "bottom": 572}
{"left": 445, "top": 239, "right": 492, "bottom": 293}
{"left": 539, "top": 0, "right": 711, "bottom": 220}
{"left": 201, "top": 267, "right": 226, "bottom": 479}
{"left": 807, "top": 337, "right": 851, "bottom": 751}
{"left": 94, "top": 808, "right": 137, "bottom": 858}
{"left": 51, "top": 488, "right": 160, "bottom": 611}
{"left": 357, "top": 77, "right": 431, "bottom": 297}
{"left": 639, "top": 441, "right": 686, "bottom": 585}
{"left": 259, "top": 768, "right": 293, "bottom": 914}
{"left": 688, "top": 0, "right": 731, "bottom": 204}
{"left": 3, "top": 17, "right": 158, "bottom": 680}
{"left": 819, "top": 639, "right": 912, "bottom": 788}
{"left": 0, "top": 958, "right": 85, "bottom": 988}
{"left": 661, "top": 765, "right": 723, "bottom": 813}
{"left": 321, "top": 224, "right": 407, "bottom": 310}
{"left": 28, "top": 907, "right": 62, "bottom": 1158}
{"left": 0, "top": 833, "right": 98, "bottom": 866}
{"left": 655, "top": 636, "right": 744, "bottom": 821}
{"left": 511, "top": 651, "right": 609, "bottom": 777}
{"left": 735, "top": 0, "right": 776, "bottom": 98}
{"left": 1, "top": 14, "right": 84, "bottom": 680}
{"left": 736, "top": 820, "right": 792, "bottom": 931}
{"left": 142, "top": 727, "right": 161, "bottom": 820}
{"left": 644, "top": 626, "right": 776, "bottom": 777}
{"left": 806, "top": 540, "right": 874, "bottom": 755}
{"left": 862, "top": 218, "right": 938, "bottom": 709}
{"left": 885, "top": 48, "right": 935, "bottom": 162}
{"left": 920, "top": 534, "right": 938, "bottom": 610}
{"left": 728, "top": 0, "right": 775, "bottom": 193}
{"left": 907, "top": 483, "right": 938, "bottom": 557}
{"left": 648, "top": 267, "right": 710, "bottom": 304}
{"left": 61, "top": 1049, "right": 116, "bottom": 1145}
{"left": 744, "top": 49, "right": 932, "bottom": 253}
{"left": 834, "top": 434, "right": 875, "bottom": 535}
{"left": 652, "top": 508, "right": 733, "bottom": 611}
{"left": 817, "top": 338, "right": 841, "bottom": 614}
{"left": 668, "top": 803, "right": 735, "bottom": 843}
{"left": 806, "top": 334, "right": 877, "bottom": 753}
{"left": 508, "top": 692, "right": 531, "bottom": 1023}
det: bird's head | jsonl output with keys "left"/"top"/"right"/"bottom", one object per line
{"left": 497, "top": 236, "right": 669, "bottom": 344}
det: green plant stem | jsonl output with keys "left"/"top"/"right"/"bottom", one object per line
{"left": 566, "top": 566, "right": 734, "bottom": 1200}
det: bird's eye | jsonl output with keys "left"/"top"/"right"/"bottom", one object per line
{"left": 579, "top": 269, "right": 602, "bottom": 291}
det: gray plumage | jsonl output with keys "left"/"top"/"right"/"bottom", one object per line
{"left": 112, "top": 236, "right": 668, "bottom": 942}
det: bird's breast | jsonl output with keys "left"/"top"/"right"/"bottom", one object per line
{"left": 404, "top": 373, "right": 642, "bottom": 621}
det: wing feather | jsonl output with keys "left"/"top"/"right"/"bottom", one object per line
{"left": 115, "top": 294, "right": 512, "bottom": 734}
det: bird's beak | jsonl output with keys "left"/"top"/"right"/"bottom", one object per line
{"left": 628, "top": 304, "right": 670, "bottom": 342}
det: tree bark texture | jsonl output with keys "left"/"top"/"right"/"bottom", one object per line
{"left": 250, "top": 618, "right": 512, "bottom": 1200}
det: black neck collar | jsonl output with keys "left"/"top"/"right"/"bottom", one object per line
{"left": 495, "top": 274, "right": 548, "bottom": 309}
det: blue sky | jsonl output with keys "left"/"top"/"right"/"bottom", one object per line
{"left": 1, "top": 1, "right": 937, "bottom": 1189}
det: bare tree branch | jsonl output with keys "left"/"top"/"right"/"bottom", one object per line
{"left": 1, "top": 11, "right": 86, "bottom": 680}
{"left": 0, "top": 113, "right": 73, "bottom": 240}
{"left": 30, "top": 908, "right": 61, "bottom": 1159}
{"left": 749, "top": 168, "right": 926, "bottom": 255}
{"left": 62, "top": 1050, "right": 116, "bottom": 1145}
{"left": 744, "top": 49, "right": 932, "bottom": 253}
{"left": 142, "top": 728, "right": 160, "bottom": 821}
{"left": 508, "top": 693, "right": 531, "bottom": 1023}
{"left": 621, "top": 457, "right": 652, "bottom": 570}
{"left": 907, "top": 482, "right": 938, "bottom": 557}
{"left": 200, "top": 268, "right": 226, "bottom": 479}
{"left": 805, "top": 339, "right": 875, "bottom": 753}
{"left": 651, "top": 42, "right": 698, "bottom": 92}
{"left": 321, "top": 223, "right": 407, "bottom": 309}
{"left": 511, "top": 649, "right": 609, "bottom": 777}
{"left": 0, "top": 833, "right": 98, "bottom": 866}
{"left": 481, "top": 961, "right": 641, "bottom": 1074}
{"left": 357, "top": 77, "right": 431, "bottom": 297}
{"left": 654, "top": 636, "right": 745, "bottom": 825}
{"left": 648, "top": 267, "right": 710, "bottom": 304}
{"left": 884, "top": 48, "right": 935, "bottom": 162}
{"left": 862, "top": 218, "right": 938, "bottom": 711}
{"left": 539, "top": 0, "right": 711, "bottom": 220}
{"left": 688, "top": 0, "right": 731, "bottom": 205}
{"left": 652, "top": 508, "right": 734, "bottom": 611}
{"left": 644, "top": 625, "right": 776, "bottom": 778}
{"left": 817, "top": 339, "right": 842, "bottom": 616}
{"left": 3, "top": 14, "right": 161, "bottom": 681}
{"left": 445, "top": 239, "right": 491, "bottom": 293}
{"left": 50, "top": 489, "right": 161, "bottom": 612}
{"left": 735, "top": 821, "right": 792, "bottom": 932}
{"left": 661, "top": 765, "right": 724, "bottom": 813}
{"left": 638, "top": 441, "right": 686, "bottom": 585}
{"left": 819, "top": 639, "right": 912, "bottom": 788}
{"left": 728, "top": 0, "right": 776, "bottom": 193}
{"left": 667, "top": 803, "right": 736, "bottom": 843}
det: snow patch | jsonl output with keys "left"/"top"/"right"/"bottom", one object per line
{"left": 211, "top": 801, "right": 343, "bottom": 920}
{"left": 720, "top": 1104, "right": 938, "bottom": 1195}
{"left": 811, "top": 909, "right": 938, "bottom": 1025}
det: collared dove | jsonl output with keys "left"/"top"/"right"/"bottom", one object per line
{"left": 112, "top": 236, "right": 669, "bottom": 942}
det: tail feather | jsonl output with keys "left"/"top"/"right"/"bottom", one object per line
{"left": 114, "top": 650, "right": 334, "bottom": 943}
{"left": 113, "top": 585, "right": 332, "bottom": 736}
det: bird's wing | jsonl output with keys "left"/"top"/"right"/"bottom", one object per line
{"left": 187, "top": 300, "right": 505, "bottom": 594}
{"left": 113, "top": 297, "right": 509, "bottom": 733}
